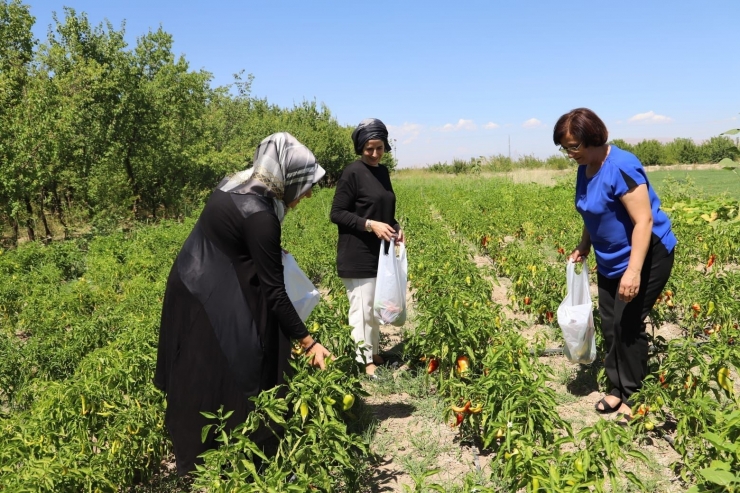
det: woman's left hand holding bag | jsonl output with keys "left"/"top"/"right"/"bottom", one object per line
{"left": 368, "top": 220, "right": 398, "bottom": 242}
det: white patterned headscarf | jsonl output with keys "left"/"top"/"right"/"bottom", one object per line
{"left": 219, "top": 133, "right": 325, "bottom": 222}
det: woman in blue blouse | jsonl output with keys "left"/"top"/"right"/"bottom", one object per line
{"left": 554, "top": 108, "right": 676, "bottom": 419}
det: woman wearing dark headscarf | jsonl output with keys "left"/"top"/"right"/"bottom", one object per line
{"left": 154, "top": 132, "right": 330, "bottom": 474}
{"left": 330, "top": 118, "right": 404, "bottom": 376}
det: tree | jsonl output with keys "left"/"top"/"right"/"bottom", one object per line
{"left": 665, "top": 138, "right": 701, "bottom": 164}
{"left": 632, "top": 139, "right": 665, "bottom": 166}
{"left": 699, "top": 136, "right": 739, "bottom": 163}
{"left": 0, "top": 0, "right": 36, "bottom": 241}
{"left": 609, "top": 139, "right": 634, "bottom": 153}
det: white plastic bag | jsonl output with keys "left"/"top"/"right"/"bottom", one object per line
{"left": 557, "top": 259, "right": 596, "bottom": 364}
{"left": 373, "top": 239, "right": 408, "bottom": 326}
{"left": 282, "top": 252, "right": 320, "bottom": 322}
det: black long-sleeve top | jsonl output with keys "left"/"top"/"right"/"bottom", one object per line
{"left": 330, "top": 160, "right": 398, "bottom": 278}
{"left": 200, "top": 190, "right": 308, "bottom": 341}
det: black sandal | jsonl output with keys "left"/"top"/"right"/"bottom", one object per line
{"left": 594, "top": 396, "right": 622, "bottom": 414}
{"left": 615, "top": 412, "right": 633, "bottom": 427}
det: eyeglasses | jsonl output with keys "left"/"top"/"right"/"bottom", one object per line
{"left": 559, "top": 142, "right": 583, "bottom": 153}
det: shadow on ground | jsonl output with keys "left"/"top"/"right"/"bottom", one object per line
{"left": 567, "top": 363, "right": 602, "bottom": 396}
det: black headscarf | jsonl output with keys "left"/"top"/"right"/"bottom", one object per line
{"left": 351, "top": 118, "right": 392, "bottom": 155}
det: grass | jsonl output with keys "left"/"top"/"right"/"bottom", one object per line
{"left": 395, "top": 165, "right": 740, "bottom": 201}
{"left": 646, "top": 168, "right": 740, "bottom": 200}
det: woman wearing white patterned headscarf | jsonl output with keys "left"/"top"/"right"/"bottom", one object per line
{"left": 155, "top": 132, "right": 328, "bottom": 475}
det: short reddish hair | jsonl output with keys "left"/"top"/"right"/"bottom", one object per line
{"left": 553, "top": 108, "right": 609, "bottom": 148}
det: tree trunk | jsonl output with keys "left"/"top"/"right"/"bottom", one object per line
{"left": 11, "top": 217, "right": 19, "bottom": 246}
{"left": 24, "top": 195, "right": 35, "bottom": 242}
{"left": 51, "top": 183, "right": 68, "bottom": 239}
{"left": 123, "top": 128, "right": 141, "bottom": 217}
{"left": 39, "top": 188, "right": 52, "bottom": 244}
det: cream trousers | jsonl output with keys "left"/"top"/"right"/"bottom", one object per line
{"left": 341, "top": 277, "right": 380, "bottom": 364}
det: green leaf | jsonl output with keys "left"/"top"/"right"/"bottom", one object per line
{"left": 721, "top": 128, "right": 740, "bottom": 135}
{"left": 263, "top": 407, "right": 287, "bottom": 427}
{"left": 626, "top": 449, "right": 649, "bottom": 462}
{"left": 242, "top": 459, "right": 260, "bottom": 481}
{"left": 624, "top": 471, "right": 646, "bottom": 489}
{"left": 698, "top": 468, "right": 738, "bottom": 486}
{"left": 701, "top": 432, "right": 736, "bottom": 452}
{"left": 708, "top": 460, "right": 731, "bottom": 471}
{"left": 242, "top": 441, "right": 269, "bottom": 462}
{"left": 200, "top": 424, "right": 213, "bottom": 444}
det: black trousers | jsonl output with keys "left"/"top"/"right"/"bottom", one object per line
{"left": 597, "top": 235, "right": 674, "bottom": 405}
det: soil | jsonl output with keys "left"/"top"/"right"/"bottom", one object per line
{"left": 363, "top": 210, "right": 692, "bottom": 492}
{"left": 366, "top": 392, "right": 487, "bottom": 492}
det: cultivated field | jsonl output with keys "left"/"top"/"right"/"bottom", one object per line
{"left": 0, "top": 171, "right": 738, "bottom": 492}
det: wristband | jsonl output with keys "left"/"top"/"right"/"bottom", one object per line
{"left": 304, "top": 340, "right": 318, "bottom": 353}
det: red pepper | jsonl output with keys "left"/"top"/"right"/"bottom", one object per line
{"left": 427, "top": 358, "right": 439, "bottom": 374}
{"left": 706, "top": 254, "right": 715, "bottom": 269}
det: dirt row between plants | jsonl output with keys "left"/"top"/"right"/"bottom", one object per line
{"left": 444, "top": 214, "right": 688, "bottom": 492}
{"left": 365, "top": 285, "right": 493, "bottom": 491}
{"left": 475, "top": 255, "right": 688, "bottom": 492}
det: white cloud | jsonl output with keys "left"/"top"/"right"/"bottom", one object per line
{"left": 522, "top": 118, "right": 542, "bottom": 128}
{"left": 387, "top": 122, "right": 423, "bottom": 144}
{"left": 484, "top": 122, "right": 500, "bottom": 129}
{"left": 440, "top": 119, "right": 477, "bottom": 132}
{"left": 628, "top": 111, "right": 672, "bottom": 124}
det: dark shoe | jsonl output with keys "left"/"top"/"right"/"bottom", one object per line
{"left": 594, "top": 396, "right": 622, "bottom": 414}
{"left": 615, "top": 412, "right": 633, "bottom": 427}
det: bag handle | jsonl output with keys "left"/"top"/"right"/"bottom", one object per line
{"left": 566, "top": 258, "right": 589, "bottom": 298}
{"left": 380, "top": 238, "right": 396, "bottom": 256}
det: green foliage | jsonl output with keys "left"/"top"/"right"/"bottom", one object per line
{"left": 0, "top": 6, "right": 374, "bottom": 245}
{"left": 700, "top": 136, "right": 740, "bottom": 164}
{"left": 665, "top": 137, "right": 702, "bottom": 164}
{"left": 608, "top": 139, "right": 633, "bottom": 153}
{"left": 427, "top": 153, "right": 572, "bottom": 174}
{"left": 632, "top": 139, "right": 666, "bottom": 166}
{"left": 610, "top": 137, "right": 740, "bottom": 167}
{"left": 1, "top": 175, "right": 738, "bottom": 491}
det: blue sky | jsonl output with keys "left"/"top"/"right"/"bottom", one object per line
{"left": 30, "top": 1, "right": 740, "bottom": 167}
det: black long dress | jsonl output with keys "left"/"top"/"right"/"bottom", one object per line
{"left": 154, "top": 188, "right": 308, "bottom": 474}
